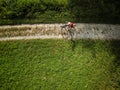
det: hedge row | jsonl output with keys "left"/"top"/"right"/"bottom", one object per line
{"left": 0, "top": 0, "right": 120, "bottom": 25}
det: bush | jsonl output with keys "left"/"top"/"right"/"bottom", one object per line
{"left": 0, "top": 0, "right": 120, "bottom": 24}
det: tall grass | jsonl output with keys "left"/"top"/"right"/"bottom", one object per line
{"left": 0, "top": 39, "right": 120, "bottom": 90}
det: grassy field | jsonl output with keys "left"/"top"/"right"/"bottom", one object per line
{"left": 0, "top": 39, "right": 120, "bottom": 90}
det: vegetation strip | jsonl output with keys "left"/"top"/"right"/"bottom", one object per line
{"left": 0, "top": 39, "right": 120, "bottom": 89}
{"left": 0, "top": 0, "right": 120, "bottom": 24}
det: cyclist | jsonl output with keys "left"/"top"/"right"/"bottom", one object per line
{"left": 66, "top": 22, "right": 76, "bottom": 39}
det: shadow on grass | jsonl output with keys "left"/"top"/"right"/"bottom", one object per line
{"left": 69, "top": 39, "right": 120, "bottom": 89}
{"left": 70, "top": 39, "right": 96, "bottom": 53}
{"left": 81, "top": 40, "right": 120, "bottom": 89}
{"left": 70, "top": 39, "right": 76, "bottom": 51}
{"left": 110, "top": 40, "right": 120, "bottom": 88}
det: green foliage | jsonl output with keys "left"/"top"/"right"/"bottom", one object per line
{"left": 0, "top": 0, "right": 120, "bottom": 24}
{"left": 68, "top": 0, "right": 120, "bottom": 23}
{"left": 0, "top": 39, "right": 120, "bottom": 89}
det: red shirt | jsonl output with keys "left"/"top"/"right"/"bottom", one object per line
{"left": 68, "top": 22, "right": 74, "bottom": 27}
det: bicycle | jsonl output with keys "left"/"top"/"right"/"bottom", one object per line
{"left": 60, "top": 24, "right": 77, "bottom": 40}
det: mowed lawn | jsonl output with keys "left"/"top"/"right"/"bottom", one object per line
{"left": 0, "top": 39, "right": 120, "bottom": 90}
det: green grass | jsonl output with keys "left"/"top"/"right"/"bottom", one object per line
{"left": 0, "top": 39, "right": 120, "bottom": 90}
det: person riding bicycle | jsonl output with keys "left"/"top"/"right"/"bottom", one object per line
{"left": 66, "top": 22, "right": 76, "bottom": 39}
{"left": 60, "top": 21, "right": 76, "bottom": 39}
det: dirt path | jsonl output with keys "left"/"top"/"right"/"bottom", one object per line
{"left": 0, "top": 24, "right": 120, "bottom": 41}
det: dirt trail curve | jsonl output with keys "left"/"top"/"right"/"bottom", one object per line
{"left": 0, "top": 23, "right": 120, "bottom": 41}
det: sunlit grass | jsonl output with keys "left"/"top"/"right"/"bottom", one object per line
{"left": 0, "top": 39, "right": 120, "bottom": 90}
